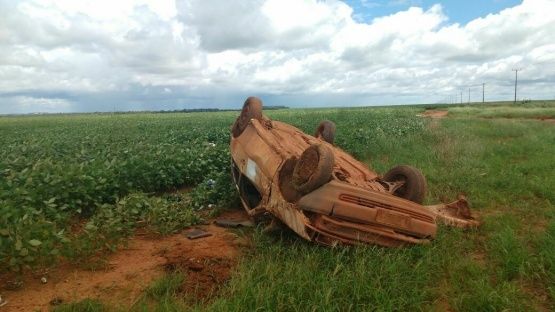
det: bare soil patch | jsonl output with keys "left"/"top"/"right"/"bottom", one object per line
{"left": 1, "top": 209, "right": 249, "bottom": 311}
{"left": 418, "top": 110, "right": 449, "bottom": 118}
{"left": 478, "top": 115, "right": 555, "bottom": 123}
{"left": 164, "top": 256, "right": 235, "bottom": 302}
{"left": 520, "top": 280, "right": 553, "bottom": 312}
{"left": 536, "top": 116, "right": 555, "bottom": 124}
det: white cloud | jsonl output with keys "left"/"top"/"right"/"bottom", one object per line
{"left": 1, "top": 0, "right": 555, "bottom": 113}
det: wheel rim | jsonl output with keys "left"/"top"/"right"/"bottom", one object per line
{"left": 293, "top": 147, "right": 319, "bottom": 185}
{"left": 390, "top": 174, "right": 408, "bottom": 197}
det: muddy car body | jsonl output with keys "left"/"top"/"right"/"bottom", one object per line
{"left": 230, "top": 97, "right": 478, "bottom": 247}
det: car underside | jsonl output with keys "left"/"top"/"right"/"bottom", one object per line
{"left": 230, "top": 96, "right": 479, "bottom": 247}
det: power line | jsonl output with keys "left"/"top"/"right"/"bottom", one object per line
{"left": 512, "top": 68, "right": 523, "bottom": 104}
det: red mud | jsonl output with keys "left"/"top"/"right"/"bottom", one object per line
{"left": 0, "top": 210, "right": 250, "bottom": 311}
{"left": 418, "top": 110, "right": 449, "bottom": 118}
{"left": 536, "top": 116, "right": 555, "bottom": 124}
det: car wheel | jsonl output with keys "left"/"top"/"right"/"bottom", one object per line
{"left": 314, "top": 120, "right": 336, "bottom": 144}
{"left": 292, "top": 144, "right": 334, "bottom": 194}
{"left": 279, "top": 157, "right": 302, "bottom": 202}
{"left": 383, "top": 165, "right": 427, "bottom": 204}
{"left": 232, "top": 96, "right": 263, "bottom": 137}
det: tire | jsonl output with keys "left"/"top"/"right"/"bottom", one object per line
{"left": 292, "top": 144, "right": 334, "bottom": 194}
{"left": 383, "top": 165, "right": 427, "bottom": 204}
{"left": 279, "top": 157, "right": 302, "bottom": 202}
{"left": 232, "top": 96, "right": 263, "bottom": 138}
{"left": 314, "top": 120, "right": 336, "bottom": 144}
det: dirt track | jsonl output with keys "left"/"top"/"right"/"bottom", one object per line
{"left": 418, "top": 110, "right": 449, "bottom": 118}
{"left": 1, "top": 210, "right": 249, "bottom": 311}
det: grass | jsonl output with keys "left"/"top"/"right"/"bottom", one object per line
{"left": 132, "top": 272, "right": 189, "bottom": 312}
{"left": 3, "top": 101, "right": 555, "bottom": 311}
{"left": 538, "top": 220, "right": 555, "bottom": 300}
{"left": 447, "top": 101, "right": 555, "bottom": 119}
{"left": 53, "top": 298, "right": 107, "bottom": 312}
{"left": 146, "top": 271, "right": 185, "bottom": 298}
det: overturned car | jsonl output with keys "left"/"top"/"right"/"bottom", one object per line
{"left": 230, "top": 97, "right": 478, "bottom": 247}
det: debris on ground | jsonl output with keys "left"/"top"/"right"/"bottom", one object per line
{"left": 4, "top": 280, "right": 23, "bottom": 290}
{"left": 49, "top": 297, "right": 63, "bottom": 306}
{"left": 163, "top": 256, "right": 236, "bottom": 302}
{"left": 186, "top": 228, "right": 212, "bottom": 240}
{"left": 0, "top": 295, "right": 7, "bottom": 307}
{"left": 214, "top": 219, "right": 254, "bottom": 228}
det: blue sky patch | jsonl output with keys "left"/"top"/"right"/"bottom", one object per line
{"left": 343, "top": 0, "right": 522, "bottom": 25}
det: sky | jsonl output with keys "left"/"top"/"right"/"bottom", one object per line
{"left": 1, "top": 0, "right": 555, "bottom": 114}
{"left": 344, "top": 0, "right": 522, "bottom": 24}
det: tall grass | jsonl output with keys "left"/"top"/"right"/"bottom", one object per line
{"left": 448, "top": 105, "right": 555, "bottom": 119}
{"left": 53, "top": 298, "right": 107, "bottom": 312}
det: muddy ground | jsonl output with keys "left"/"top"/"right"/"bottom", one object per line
{"left": 0, "top": 210, "right": 251, "bottom": 311}
{"left": 418, "top": 110, "right": 449, "bottom": 118}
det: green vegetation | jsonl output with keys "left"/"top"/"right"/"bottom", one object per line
{"left": 132, "top": 272, "right": 190, "bottom": 312}
{"left": 449, "top": 105, "right": 555, "bottom": 119}
{"left": 0, "top": 113, "right": 235, "bottom": 271}
{"left": 1, "top": 102, "right": 554, "bottom": 311}
{"left": 64, "top": 193, "right": 200, "bottom": 261}
{"left": 53, "top": 298, "right": 107, "bottom": 312}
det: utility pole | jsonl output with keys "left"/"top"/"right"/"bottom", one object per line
{"left": 482, "top": 83, "right": 485, "bottom": 103}
{"left": 460, "top": 91, "right": 462, "bottom": 104}
{"left": 512, "top": 68, "right": 522, "bottom": 104}
{"left": 468, "top": 88, "right": 470, "bottom": 104}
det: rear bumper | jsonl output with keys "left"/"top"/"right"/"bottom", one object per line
{"left": 306, "top": 215, "right": 430, "bottom": 247}
{"left": 298, "top": 180, "right": 437, "bottom": 246}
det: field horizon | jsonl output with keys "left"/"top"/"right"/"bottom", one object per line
{"left": 2, "top": 99, "right": 554, "bottom": 117}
